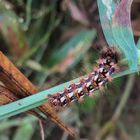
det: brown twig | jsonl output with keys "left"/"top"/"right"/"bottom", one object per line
{"left": 0, "top": 51, "right": 75, "bottom": 138}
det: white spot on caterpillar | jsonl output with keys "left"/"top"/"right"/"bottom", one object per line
{"left": 68, "top": 92, "right": 74, "bottom": 98}
{"left": 84, "top": 77, "right": 89, "bottom": 81}
{"left": 66, "top": 87, "right": 72, "bottom": 91}
{"left": 86, "top": 82, "right": 92, "bottom": 87}
{"left": 75, "top": 82, "right": 81, "bottom": 87}
{"left": 99, "top": 67, "right": 104, "bottom": 72}
{"left": 94, "top": 75, "right": 98, "bottom": 81}
{"left": 98, "top": 81, "right": 104, "bottom": 86}
{"left": 77, "top": 87, "right": 83, "bottom": 93}
{"left": 60, "top": 97, "right": 66, "bottom": 102}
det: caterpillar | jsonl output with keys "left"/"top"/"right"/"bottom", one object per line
{"left": 48, "top": 47, "right": 118, "bottom": 108}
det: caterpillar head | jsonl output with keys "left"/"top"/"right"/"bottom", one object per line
{"left": 101, "top": 47, "right": 118, "bottom": 63}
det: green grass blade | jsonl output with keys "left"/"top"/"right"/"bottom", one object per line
{"left": 0, "top": 77, "right": 80, "bottom": 120}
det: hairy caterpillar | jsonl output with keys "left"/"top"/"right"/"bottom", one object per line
{"left": 48, "top": 47, "right": 118, "bottom": 108}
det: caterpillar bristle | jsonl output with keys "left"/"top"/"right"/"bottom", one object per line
{"left": 48, "top": 47, "right": 119, "bottom": 109}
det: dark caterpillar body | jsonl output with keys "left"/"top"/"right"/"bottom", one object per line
{"left": 48, "top": 47, "right": 118, "bottom": 108}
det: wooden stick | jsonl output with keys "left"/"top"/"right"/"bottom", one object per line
{"left": 0, "top": 51, "right": 75, "bottom": 138}
{"left": 0, "top": 85, "right": 46, "bottom": 120}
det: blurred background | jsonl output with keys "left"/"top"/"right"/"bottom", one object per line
{"left": 0, "top": 0, "right": 140, "bottom": 140}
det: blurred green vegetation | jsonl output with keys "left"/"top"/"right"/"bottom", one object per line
{"left": 0, "top": 0, "right": 140, "bottom": 140}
